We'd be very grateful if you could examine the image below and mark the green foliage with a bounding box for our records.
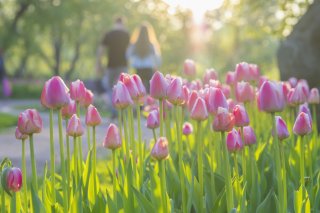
[0,113,16,130]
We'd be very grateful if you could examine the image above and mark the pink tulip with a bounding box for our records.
[18,109,42,135]
[225,71,236,86]
[190,97,208,121]
[212,107,235,132]
[151,137,169,160]
[167,77,185,105]
[288,77,298,88]
[181,85,190,107]
[61,99,76,120]
[308,88,320,104]
[242,126,256,146]
[235,62,251,82]
[274,116,289,141]
[103,123,122,150]
[233,105,250,127]
[203,68,218,85]
[147,109,160,129]
[85,105,102,126]
[5,167,22,192]
[41,76,70,109]
[226,128,243,152]
[287,84,308,106]
[222,85,231,99]
[235,81,255,103]
[227,98,237,112]
[209,80,222,89]
[258,76,268,88]
[257,81,285,113]
[70,79,86,102]
[183,59,196,77]
[150,71,168,99]
[249,64,260,81]
[132,74,147,97]
[112,81,134,109]
[298,103,312,124]
[187,90,199,112]
[67,114,84,137]
[120,73,140,101]
[81,89,94,108]
[15,127,28,140]
[205,87,228,115]
[293,112,312,136]
[182,122,193,135]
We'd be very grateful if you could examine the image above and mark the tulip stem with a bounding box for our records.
[300,135,305,190]
[58,110,68,211]
[49,109,56,204]
[152,129,157,142]
[221,131,234,212]
[128,107,137,186]
[29,134,38,192]
[136,104,144,187]
[1,188,5,213]
[159,98,164,137]
[76,101,83,175]
[65,119,71,193]
[87,127,91,151]
[233,153,239,179]
[196,121,204,213]
[279,143,287,213]
[240,127,246,185]
[312,104,318,166]
[122,109,130,167]
[159,160,167,213]
[112,149,117,205]
[209,134,216,200]
[175,106,186,212]
[22,140,28,212]
[271,113,284,213]
[93,126,97,196]
[73,136,78,186]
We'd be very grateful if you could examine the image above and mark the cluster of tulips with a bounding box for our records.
[0,59,319,212]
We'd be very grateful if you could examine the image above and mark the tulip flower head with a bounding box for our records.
[258,81,285,113]
[205,87,228,115]
[167,77,185,105]
[182,122,193,136]
[293,112,312,136]
[120,73,140,101]
[151,137,169,160]
[242,126,256,146]
[273,116,289,141]
[190,97,208,121]
[1,167,22,194]
[147,109,160,129]
[150,71,168,99]
[81,89,94,108]
[61,99,77,120]
[235,81,255,103]
[235,62,251,82]
[187,90,199,112]
[287,86,308,106]
[226,128,243,152]
[112,81,134,109]
[85,105,102,126]
[70,79,86,102]
[203,68,218,85]
[225,71,236,86]
[67,114,84,137]
[212,107,235,132]
[18,109,43,135]
[41,76,70,109]
[132,74,147,98]
[233,105,250,127]
[15,127,28,140]
[308,88,320,104]
[298,103,312,124]
[103,123,122,150]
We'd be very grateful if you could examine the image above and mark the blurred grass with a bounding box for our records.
[0,112,17,130]
[10,83,42,99]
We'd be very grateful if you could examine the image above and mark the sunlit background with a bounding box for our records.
[0,0,312,81]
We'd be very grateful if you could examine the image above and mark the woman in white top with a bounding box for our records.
[127,23,161,91]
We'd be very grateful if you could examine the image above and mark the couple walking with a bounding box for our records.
[96,17,161,93]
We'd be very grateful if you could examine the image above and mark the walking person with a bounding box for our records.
[127,23,161,91]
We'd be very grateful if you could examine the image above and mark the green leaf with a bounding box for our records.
[294,185,310,213]
[256,189,278,213]
[132,187,155,213]
[31,184,45,213]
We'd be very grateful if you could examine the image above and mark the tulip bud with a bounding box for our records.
[103,123,122,150]
[203,68,218,85]
[112,81,134,109]
[212,107,235,132]
[182,122,193,136]
[81,89,94,108]
[222,85,231,99]
[288,77,298,88]
[151,137,169,160]
[120,73,140,101]
[132,74,147,98]
[147,110,160,129]
[273,116,289,141]
[150,71,168,99]
[190,97,208,121]
[85,105,102,126]
[235,62,251,82]
[225,71,236,86]
[183,59,196,77]
[67,114,84,137]
[293,112,312,136]
[18,109,42,135]
[287,84,308,106]
[61,99,77,120]
[181,85,190,107]
[308,88,320,104]
[235,81,255,103]
[70,79,86,102]
[257,81,285,113]
[15,127,28,140]
[41,76,70,109]
[298,103,312,124]
[242,126,256,146]
[187,90,199,112]
[249,64,260,82]
[226,128,243,152]
[1,167,22,194]
[233,105,250,127]
[205,87,228,115]
[167,77,185,105]
[227,98,237,112]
